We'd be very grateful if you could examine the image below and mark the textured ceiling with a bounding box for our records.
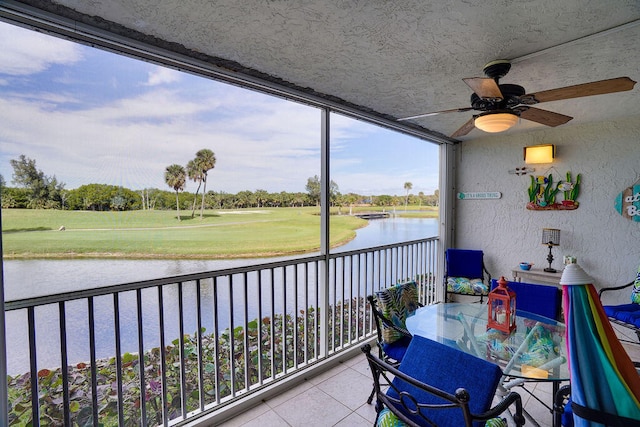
[4,0,640,142]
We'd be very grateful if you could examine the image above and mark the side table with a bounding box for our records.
[511,268,563,287]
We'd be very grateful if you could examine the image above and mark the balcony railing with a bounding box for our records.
[5,237,439,426]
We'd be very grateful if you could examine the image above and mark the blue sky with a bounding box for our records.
[0,21,440,196]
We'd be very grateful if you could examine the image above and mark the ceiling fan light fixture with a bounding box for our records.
[474,112,519,133]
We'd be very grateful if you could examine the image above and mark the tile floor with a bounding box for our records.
[220,324,640,427]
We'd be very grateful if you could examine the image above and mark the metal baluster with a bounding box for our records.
[331,259,336,352]
[177,282,186,418]
[113,293,125,426]
[257,270,264,385]
[157,286,168,426]
[242,272,249,391]
[212,277,221,404]
[314,260,320,359]
[87,297,99,426]
[136,289,147,425]
[269,268,276,379]
[227,275,235,396]
[340,257,345,347]
[59,302,71,426]
[365,252,372,334]
[293,264,298,369]
[27,307,39,425]
[282,266,287,372]
[196,279,205,411]
[302,262,308,363]
[355,254,361,341]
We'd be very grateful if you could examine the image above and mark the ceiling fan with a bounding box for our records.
[398,60,636,138]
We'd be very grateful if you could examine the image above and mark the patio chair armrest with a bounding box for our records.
[476,391,525,427]
[598,280,635,298]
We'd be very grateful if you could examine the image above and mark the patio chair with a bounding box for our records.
[366,281,421,404]
[362,335,525,427]
[598,264,640,343]
[490,278,562,321]
[489,277,564,416]
[445,248,491,303]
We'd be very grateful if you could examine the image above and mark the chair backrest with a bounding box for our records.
[446,249,485,279]
[373,281,419,345]
[387,335,503,427]
[491,279,561,320]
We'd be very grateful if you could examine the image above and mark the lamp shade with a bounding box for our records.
[542,228,560,245]
[559,263,593,286]
[524,144,555,164]
[474,112,518,133]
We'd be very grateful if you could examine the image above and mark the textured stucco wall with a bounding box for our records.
[455,116,640,304]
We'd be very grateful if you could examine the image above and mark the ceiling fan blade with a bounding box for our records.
[398,107,474,121]
[518,106,573,127]
[451,117,476,138]
[524,77,636,103]
[463,77,503,101]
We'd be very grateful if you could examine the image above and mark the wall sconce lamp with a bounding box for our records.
[524,144,555,164]
[475,111,519,133]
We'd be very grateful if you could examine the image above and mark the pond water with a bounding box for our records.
[4,216,438,373]
[4,217,438,300]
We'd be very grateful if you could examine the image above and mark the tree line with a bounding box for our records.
[1,155,439,212]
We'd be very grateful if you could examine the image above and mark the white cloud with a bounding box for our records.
[145,67,182,86]
[0,24,83,75]
[0,82,439,195]
[0,87,324,193]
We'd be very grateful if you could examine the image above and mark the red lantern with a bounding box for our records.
[487,276,517,333]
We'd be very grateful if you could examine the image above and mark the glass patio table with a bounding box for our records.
[406,303,569,427]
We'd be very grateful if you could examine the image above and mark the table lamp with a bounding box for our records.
[542,228,560,272]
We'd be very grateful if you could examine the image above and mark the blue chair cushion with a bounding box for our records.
[446,249,485,279]
[603,303,637,317]
[382,335,411,362]
[604,303,640,328]
[491,279,561,320]
[387,335,503,427]
[562,397,574,427]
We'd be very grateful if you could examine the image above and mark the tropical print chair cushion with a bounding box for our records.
[375,281,419,344]
[630,265,640,304]
[447,277,488,295]
[377,407,408,427]
[376,405,508,427]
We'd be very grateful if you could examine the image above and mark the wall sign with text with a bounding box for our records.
[457,192,501,200]
[615,179,640,222]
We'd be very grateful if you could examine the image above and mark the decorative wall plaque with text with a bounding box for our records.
[614,179,640,222]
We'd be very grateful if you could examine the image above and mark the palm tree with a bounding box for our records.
[404,182,413,211]
[186,159,204,218]
[194,149,216,218]
[164,164,186,221]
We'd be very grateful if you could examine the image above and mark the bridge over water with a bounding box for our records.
[353,212,391,219]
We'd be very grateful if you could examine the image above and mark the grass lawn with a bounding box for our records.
[2,206,437,259]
